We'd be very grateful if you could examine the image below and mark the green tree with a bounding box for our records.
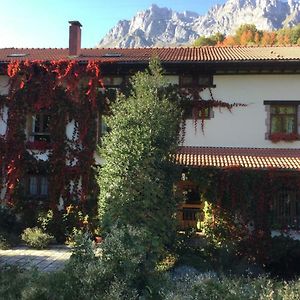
[98,58,181,255]
[193,32,225,46]
[290,24,300,44]
[194,36,217,46]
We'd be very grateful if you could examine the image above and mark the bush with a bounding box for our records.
[21,227,54,249]
[100,224,164,298]
[266,235,300,279]
[1,264,300,300]
[0,231,19,250]
[69,229,96,264]
[37,207,91,243]
[0,206,19,233]
[162,274,300,300]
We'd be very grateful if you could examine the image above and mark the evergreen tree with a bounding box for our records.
[97,58,181,252]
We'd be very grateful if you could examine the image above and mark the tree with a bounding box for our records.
[254,32,261,45]
[98,58,181,256]
[290,24,300,44]
[193,32,225,46]
[192,23,300,47]
[261,32,276,46]
[222,35,237,46]
[240,30,254,45]
[235,24,258,43]
[194,36,217,46]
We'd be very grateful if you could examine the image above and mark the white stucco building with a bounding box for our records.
[0,21,300,232]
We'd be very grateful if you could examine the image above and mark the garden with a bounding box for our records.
[1,60,300,299]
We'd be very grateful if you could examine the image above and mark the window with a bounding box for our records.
[32,113,51,142]
[270,105,297,134]
[28,175,49,197]
[97,114,110,143]
[184,105,211,119]
[264,101,300,141]
[180,74,213,88]
[102,76,123,87]
[271,188,300,229]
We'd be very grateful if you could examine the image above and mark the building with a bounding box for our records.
[0,21,300,233]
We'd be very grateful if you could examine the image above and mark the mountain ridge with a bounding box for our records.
[97,0,300,48]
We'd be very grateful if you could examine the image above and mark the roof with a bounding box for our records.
[0,46,300,63]
[174,146,300,171]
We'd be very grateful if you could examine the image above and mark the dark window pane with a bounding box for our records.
[283,116,295,133]
[40,177,48,196]
[43,115,50,132]
[272,189,300,229]
[271,116,282,133]
[184,106,210,119]
[29,176,38,195]
[181,76,194,87]
[270,105,297,134]
[34,115,41,133]
[198,76,211,86]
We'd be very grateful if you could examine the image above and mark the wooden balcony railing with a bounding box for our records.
[177,203,203,230]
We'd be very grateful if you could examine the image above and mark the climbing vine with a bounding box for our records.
[181,167,300,261]
[0,59,249,239]
[0,60,109,215]
[180,86,247,133]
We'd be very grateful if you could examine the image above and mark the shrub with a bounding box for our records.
[37,207,91,243]
[21,227,54,249]
[266,235,300,279]
[69,229,96,264]
[1,264,300,300]
[162,274,300,300]
[0,231,19,250]
[0,206,18,232]
[100,224,164,298]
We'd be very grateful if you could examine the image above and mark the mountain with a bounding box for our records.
[97,0,300,48]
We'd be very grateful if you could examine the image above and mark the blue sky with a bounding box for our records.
[0,0,227,48]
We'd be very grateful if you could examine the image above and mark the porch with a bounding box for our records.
[174,146,300,232]
[177,203,203,230]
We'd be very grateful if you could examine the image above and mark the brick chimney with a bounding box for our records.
[69,21,82,56]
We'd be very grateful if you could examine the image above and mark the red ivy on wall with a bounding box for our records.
[1,60,105,209]
[179,87,246,139]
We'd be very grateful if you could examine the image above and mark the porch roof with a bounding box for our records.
[174,147,300,171]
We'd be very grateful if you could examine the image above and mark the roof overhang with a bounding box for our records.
[173,146,300,171]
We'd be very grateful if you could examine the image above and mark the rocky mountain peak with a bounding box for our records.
[97,0,300,48]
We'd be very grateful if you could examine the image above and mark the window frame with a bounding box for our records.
[179,74,214,88]
[183,104,212,120]
[264,101,300,141]
[27,175,49,198]
[270,104,297,135]
[31,112,51,142]
[101,76,123,88]
[271,188,300,230]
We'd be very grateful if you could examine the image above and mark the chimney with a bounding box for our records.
[69,21,82,56]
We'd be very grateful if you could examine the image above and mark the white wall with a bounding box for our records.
[0,106,8,135]
[1,73,300,150]
[183,74,300,149]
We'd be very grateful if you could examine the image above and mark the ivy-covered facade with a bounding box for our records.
[0,22,300,237]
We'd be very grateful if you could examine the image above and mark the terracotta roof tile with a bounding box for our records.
[0,46,300,63]
[174,147,300,171]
